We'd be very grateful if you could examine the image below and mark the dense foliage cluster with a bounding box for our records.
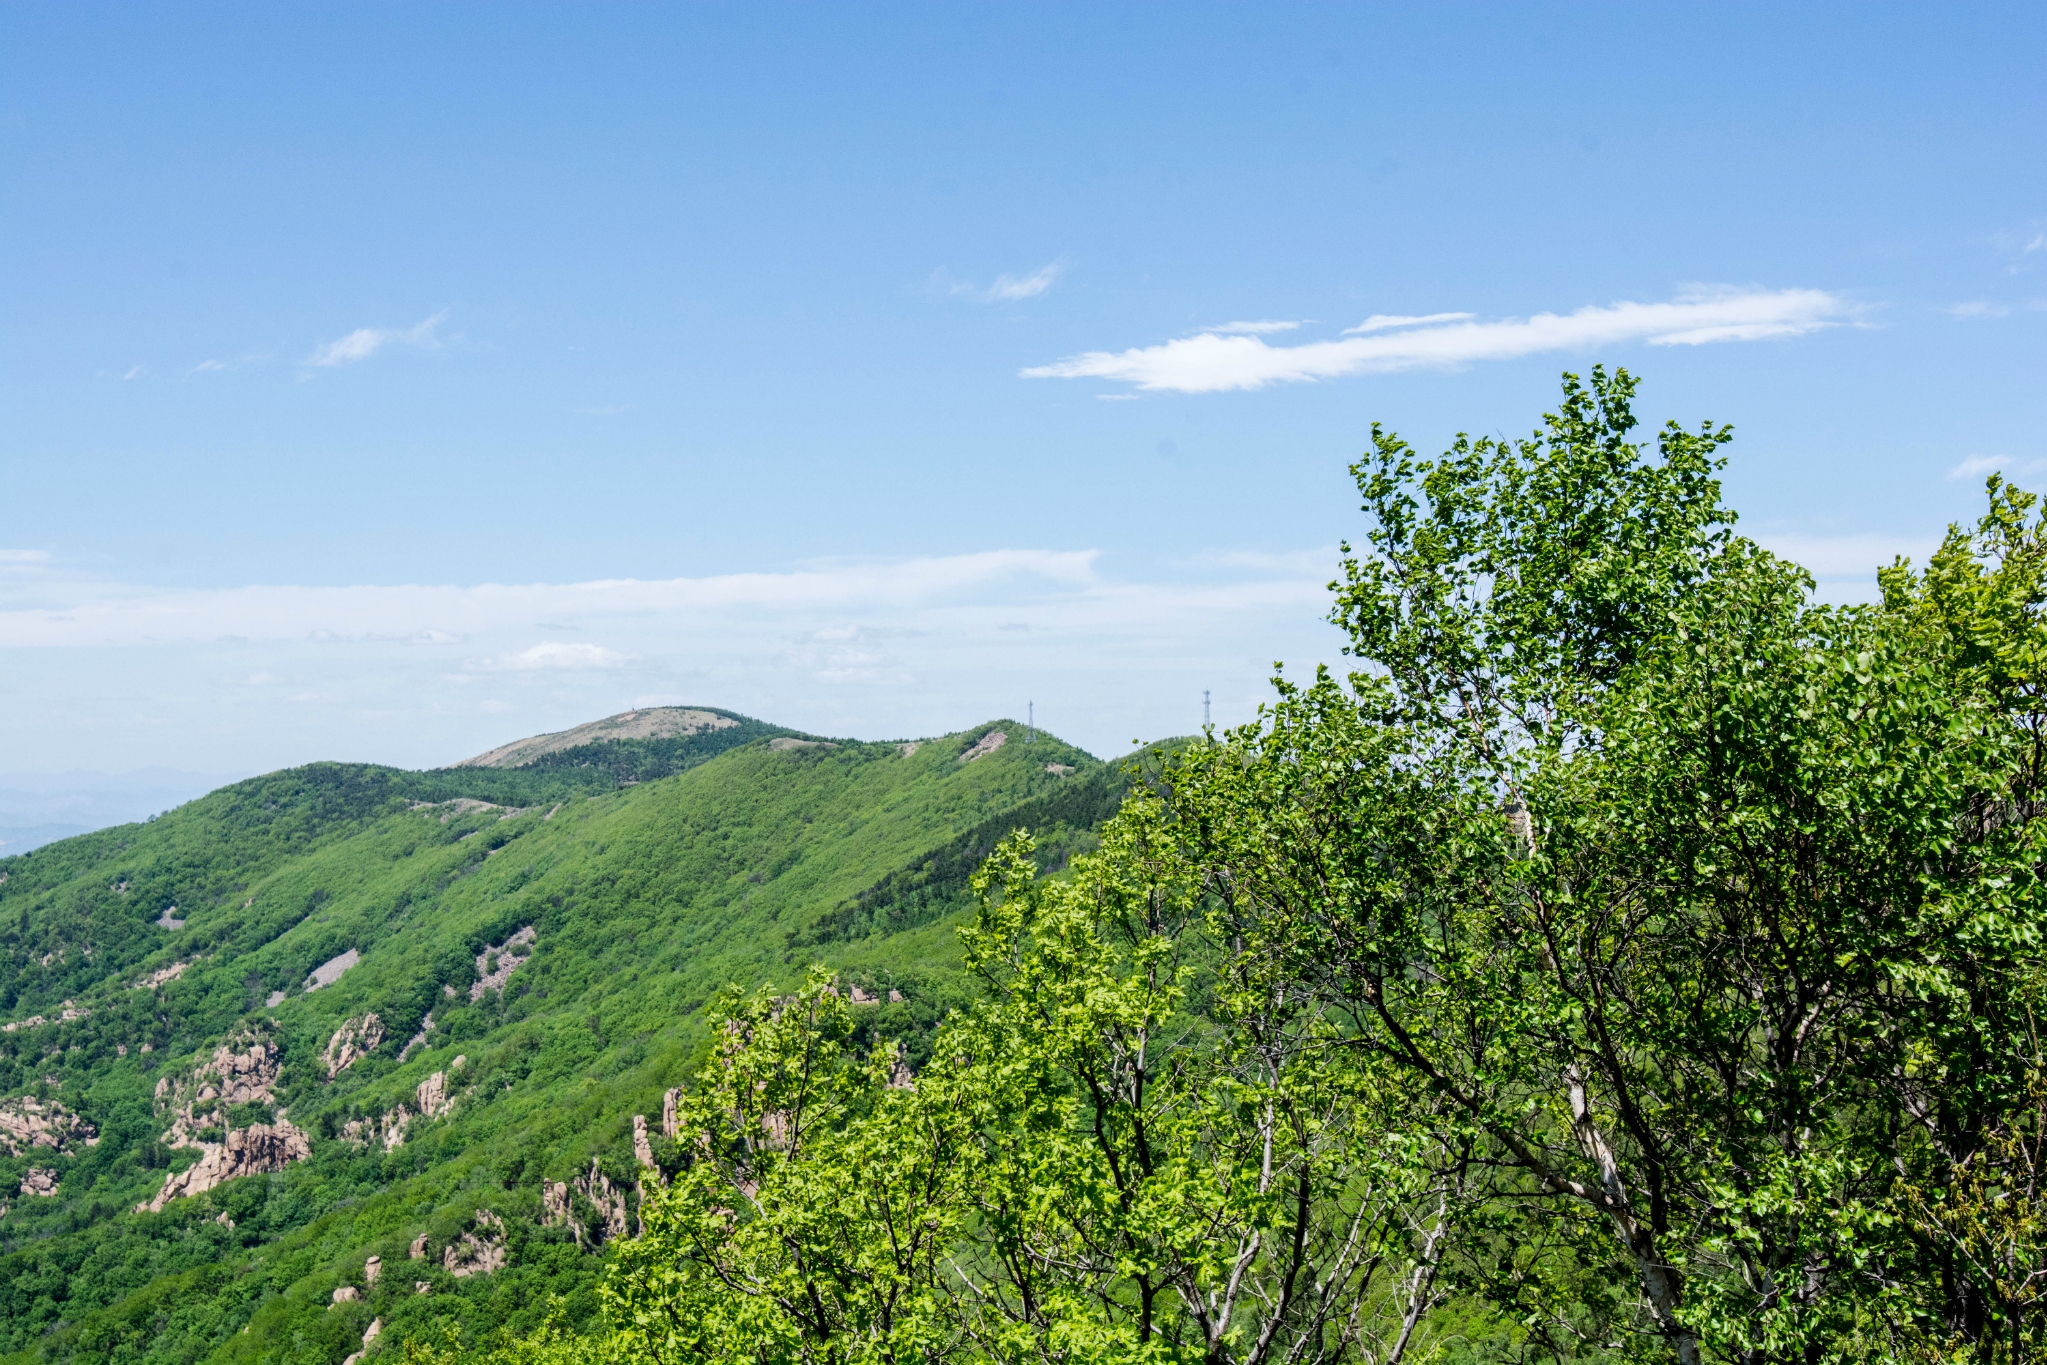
[10,371,2044,1364]
[433,372,2047,1365]
[0,719,1098,1364]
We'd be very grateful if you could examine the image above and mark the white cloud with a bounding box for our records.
[1948,301,2012,320]
[306,311,448,367]
[1753,533,1940,583]
[0,546,1353,768]
[0,551,1098,649]
[186,359,229,376]
[1209,320,1307,335]
[941,263,1064,303]
[480,699,515,714]
[481,642,633,671]
[1022,287,1851,393]
[1948,454,2047,481]
[983,263,1062,300]
[0,550,51,565]
[1342,311,1476,334]
[123,365,149,381]
[245,673,275,686]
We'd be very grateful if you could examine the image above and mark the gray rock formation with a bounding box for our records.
[144,1123,312,1212]
[0,1096,98,1155]
[443,1209,508,1277]
[542,1158,634,1248]
[139,1029,311,1211]
[470,928,535,1001]
[323,1014,386,1078]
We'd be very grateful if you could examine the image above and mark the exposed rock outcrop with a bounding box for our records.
[133,960,193,990]
[0,1096,98,1155]
[324,1015,386,1078]
[455,707,738,768]
[344,1057,463,1152]
[341,1315,382,1365]
[470,929,535,1001]
[19,1167,59,1197]
[443,1209,508,1277]
[959,730,1007,763]
[1,1002,91,1034]
[397,1011,435,1062]
[542,1157,633,1248]
[632,1114,657,1173]
[139,1029,310,1211]
[145,1123,312,1211]
[304,949,360,992]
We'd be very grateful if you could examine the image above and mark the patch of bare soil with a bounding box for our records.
[454,707,739,769]
[959,730,1008,763]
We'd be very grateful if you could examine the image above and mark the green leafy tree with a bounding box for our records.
[1141,369,2047,1362]
[605,967,970,1365]
[577,825,1461,1365]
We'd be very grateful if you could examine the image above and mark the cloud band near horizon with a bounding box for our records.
[1023,287,1850,393]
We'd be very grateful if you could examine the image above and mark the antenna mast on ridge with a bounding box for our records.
[1204,690,1211,731]
[1027,701,1034,744]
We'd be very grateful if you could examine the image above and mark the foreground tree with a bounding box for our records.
[491,823,1466,1365]
[442,369,2047,1364]
[1150,369,2047,1361]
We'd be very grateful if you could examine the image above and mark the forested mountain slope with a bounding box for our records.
[0,711,1115,1365]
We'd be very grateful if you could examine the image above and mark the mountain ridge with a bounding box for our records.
[0,709,1120,1365]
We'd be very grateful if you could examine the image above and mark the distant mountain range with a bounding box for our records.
[0,769,243,854]
[0,708,1139,1365]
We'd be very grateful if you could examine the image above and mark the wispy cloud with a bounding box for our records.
[306,311,449,367]
[983,263,1062,300]
[1023,287,1851,393]
[1948,301,2012,320]
[1342,312,1475,335]
[1753,532,1940,586]
[0,550,1107,651]
[0,544,1351,768]
[1949,454,2047,481]
[479,641,633,671]
[0,550,52,565]
[123,365,149,381]
[1209,319,1307,335]
[938,262,1064,303]
[186,359,229,375]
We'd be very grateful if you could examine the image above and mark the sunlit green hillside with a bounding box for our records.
[0,713,1116,1365]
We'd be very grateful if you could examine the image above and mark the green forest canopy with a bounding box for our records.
[8,368,2046,1365]
[438,369,2047,1365]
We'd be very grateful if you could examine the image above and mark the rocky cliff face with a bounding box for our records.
[0,1096,98,1155]
[442,1209,508,1277]
[322,1014,386,1078]
[144,1123,313,1212]
[138,1029,311,1211]
[542,1157,634,1248]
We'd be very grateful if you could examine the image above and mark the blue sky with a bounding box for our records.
[2,3,2043,795]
